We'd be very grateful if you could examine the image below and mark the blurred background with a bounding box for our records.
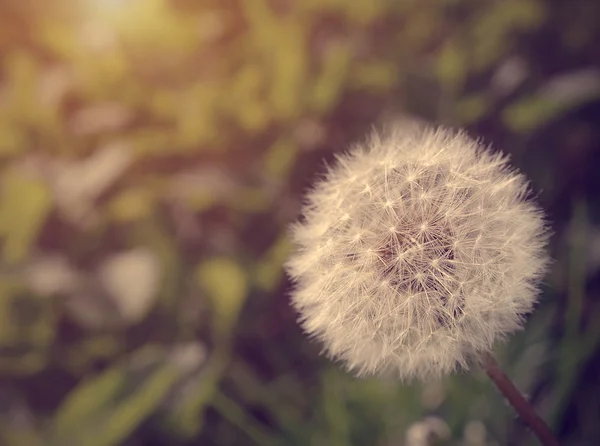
[0,0,599,445]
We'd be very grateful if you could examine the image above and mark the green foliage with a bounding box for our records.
[0,279,56,374]
[0,170,52,264]
[255,236,291,292]
[0,421,44,446]
[164,348,230,438]
[196,258,248,334]
[436,41,468,91]
[470,0,546,72]
[0,0,598,444]
[50,346,187,446]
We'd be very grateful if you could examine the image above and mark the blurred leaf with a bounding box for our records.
[228,361,302,432]
[149,89,180,119]
[241,0,279,54]
[0,279,24,341]
[505,69,600,132]
[0,420,44,446]
[77,51,130,99]
[350,62,397,91]
[212,391,280,446]
[263,138,299,180]
[401,6,442,53]
[298,0,385,24]
[230,188,271,212]
[176,84,221,148]
[128,219,182,308]
[502,95,565,133]
[184,190,217,213]
[230,64,264,101]
[165,348,230,438]
[52,366,125,434]
[255,236,291,292]
[4,50,38,114]
[0,119,26,157]
[548,201,593,427]
[130,128,174,156]
[345,0,386,25]
[112,0,200,53]
[226,65,271,132]
[471,0,546,71]
[51,346,184,446]
[322,369,351,445]
[0,278,57,374]
[242,0,308,121]
[269,21,307,120]
[63,335,121,374]
[52,142,133,225]
[455,93,490,124]
[0,169,52,264]
[37,20,80,59]
[235,100,271,133]
[196,258,247,334]
[502,0,547,28]
[436,41,468,91]
[309,43,351,114]
[108,187,156,223]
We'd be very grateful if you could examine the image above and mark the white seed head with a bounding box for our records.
[286,123,550,381]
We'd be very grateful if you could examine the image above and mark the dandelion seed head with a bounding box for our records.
[286,123,550,381]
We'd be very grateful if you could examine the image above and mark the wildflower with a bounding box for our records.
[286,122,549,381]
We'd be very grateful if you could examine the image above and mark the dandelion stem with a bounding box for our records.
[480,352,561,446]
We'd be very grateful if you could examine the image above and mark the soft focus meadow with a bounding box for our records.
[0,1,599,445]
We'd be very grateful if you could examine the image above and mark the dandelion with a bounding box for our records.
[286,122,559,446]
[287,122,549,379]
